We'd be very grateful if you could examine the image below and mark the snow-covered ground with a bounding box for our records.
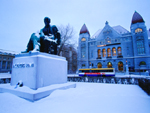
[0,82,150,113]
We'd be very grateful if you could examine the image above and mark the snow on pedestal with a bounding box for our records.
[0,52,76,101]
[11,52,67,90]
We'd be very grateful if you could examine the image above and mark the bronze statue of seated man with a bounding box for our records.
[22,17,61,55]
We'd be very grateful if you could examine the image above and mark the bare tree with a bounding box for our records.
[57,24,76,56]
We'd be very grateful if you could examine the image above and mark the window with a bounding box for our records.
[7,61,11,69]
[136,37,145,54]
[2,61,6,69]
[118,47,122,56]
[81,38,86,41]
[81,45,86,58]
[118,61,123,71]
[139,61,146,66]
[112,47,116,56]
[127,47,129,56]
[97,62,102,68]
[106,37,111,43]
[135,28,142,33]
[107,62,112,68]
[91,50,93,58]
[3,57,7,60]
[107,48,111,57]
[98,49,101,57]
[102,49,106,57]
[82,64,85,67]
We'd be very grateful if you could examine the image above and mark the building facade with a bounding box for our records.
[78,11,150,73]
[0,49,16,73]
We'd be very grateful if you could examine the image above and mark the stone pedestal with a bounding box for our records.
[11,52,67,90]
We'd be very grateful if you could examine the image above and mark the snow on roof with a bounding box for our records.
[91,29,102,39]
[91,25,129,39]
[0,49,17,55]
[112,25,129,34]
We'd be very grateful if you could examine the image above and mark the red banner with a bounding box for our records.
[85,73,105,75]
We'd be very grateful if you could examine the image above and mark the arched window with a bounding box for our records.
[81,38,86,41]
[98,49,101,57]
[97,62,102,68]
[118,61,123,71]
[112,47,116,56]
[135,28,142,33]
[118,47,122,56]
[107,62,112,68]
[102,49,106,57]
[139,61,146,66]
[136,37,145,54]
[107,48,111,57]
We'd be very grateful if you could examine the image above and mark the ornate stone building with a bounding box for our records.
[78,11,150,73]
[0,49,16,73]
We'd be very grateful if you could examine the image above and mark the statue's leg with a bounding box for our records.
[22,33,40,53]
[27,39,33,52]
[53,43,57,55]
[21,38,33,53]
[31,33,40,52]
[40,36,45,52]
[44,40,50,53]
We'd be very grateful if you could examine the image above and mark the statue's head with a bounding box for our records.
[44,17,51,26]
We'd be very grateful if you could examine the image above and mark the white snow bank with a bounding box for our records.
[0,82,150,113]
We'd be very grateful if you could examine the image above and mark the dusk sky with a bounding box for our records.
[0,0,150,53]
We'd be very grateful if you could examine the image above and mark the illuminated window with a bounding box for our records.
[135,28,142,33]
[98,49,101,57]
[118,47,122,56]
[107,62,112,68]
[81,38,86,41]
[136,37,145,54]
[107,48,111,57]
[112,47,116,56]
[118,61,123,71]
[107,37,111,43]
[97,62,102,68]
[102,49,106,57]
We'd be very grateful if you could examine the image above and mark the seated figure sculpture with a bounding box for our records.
[23,17,61,55]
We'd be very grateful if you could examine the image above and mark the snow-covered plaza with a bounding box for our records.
[0,82,150,113]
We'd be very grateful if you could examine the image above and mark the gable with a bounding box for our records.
[96,23,121,41]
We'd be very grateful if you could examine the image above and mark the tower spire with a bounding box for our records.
[79,24,90,35]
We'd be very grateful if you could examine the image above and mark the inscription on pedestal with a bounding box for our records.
[13,63,34,68]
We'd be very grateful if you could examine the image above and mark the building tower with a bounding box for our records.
[78,24,90,69]
[130,11,150,71]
